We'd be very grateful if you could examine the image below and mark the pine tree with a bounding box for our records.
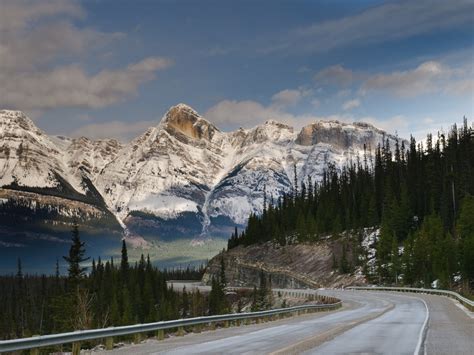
[63,222,89,290]
[120,239,129,284]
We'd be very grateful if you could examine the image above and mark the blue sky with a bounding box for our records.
[0,0,472,140]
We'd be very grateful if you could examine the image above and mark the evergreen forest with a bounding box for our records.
[229,119,474,293]
[0,230,231,340]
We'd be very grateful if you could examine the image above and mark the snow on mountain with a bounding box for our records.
[0,105,404,240]
[95,104,228,222]
[64,137,122,180]
[0,110,83,192]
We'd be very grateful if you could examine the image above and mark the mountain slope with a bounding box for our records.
[0,105,403,245]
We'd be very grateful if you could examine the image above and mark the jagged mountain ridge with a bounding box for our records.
[0,105,403,241]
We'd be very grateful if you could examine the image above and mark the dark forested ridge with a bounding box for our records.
[229,119,474,292]
[0,235,213,340]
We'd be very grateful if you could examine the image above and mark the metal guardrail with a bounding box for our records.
[0,297,341,353]
[346,286,474,311]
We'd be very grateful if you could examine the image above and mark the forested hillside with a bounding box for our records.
[229,119,474,292]
[0,232,214,340]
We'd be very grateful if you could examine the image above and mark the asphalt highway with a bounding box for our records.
[92,288,474,355]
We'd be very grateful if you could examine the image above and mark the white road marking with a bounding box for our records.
[413,298,429,355]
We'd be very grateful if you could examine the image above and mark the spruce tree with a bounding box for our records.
[63,222,89,290]
[120,239,129,284]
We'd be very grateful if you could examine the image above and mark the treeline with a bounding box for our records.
[229,119,473,291]
[0,228,219,340]
[162,265,206,281]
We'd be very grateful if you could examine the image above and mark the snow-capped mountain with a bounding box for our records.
[0,110,83,191]
[0,105,402,242]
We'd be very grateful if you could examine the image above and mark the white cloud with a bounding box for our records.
[1,58,172,110]
[362,61,447,97]
[0,1,119,73]
[205,86,322,130]
[272,87,313,108]
[205,98,350,132]
[312,59,472,100]
[314,65,354,87]
[205,100,290,129]
[0,0,172,111]
[362,60,473,98]
[443,78,474,96]
[342,99,360,111]
[272,89,303,106]
[0,0,83,32]
[71,120,156,141]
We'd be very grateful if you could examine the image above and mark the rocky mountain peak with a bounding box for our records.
[0,109,38,133]
[1,104,405,243]
[161,103,220,141]
[263,119,293,130]
[296,119,399,150]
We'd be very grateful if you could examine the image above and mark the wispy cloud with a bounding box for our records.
[264,0,474,54]
[312,60,472,100]
[362,61,446,97]
[362,61,473,98]
[342,99,360,111]
[271,88,311,107]
[314,65,354,87]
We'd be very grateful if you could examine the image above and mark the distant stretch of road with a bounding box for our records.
[97,286,473,355]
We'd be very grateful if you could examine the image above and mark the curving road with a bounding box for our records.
[97,289,472,355]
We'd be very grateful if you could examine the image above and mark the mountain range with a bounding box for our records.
[0,104,402,271]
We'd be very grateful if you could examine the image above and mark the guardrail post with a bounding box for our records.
[72,342,81,355]
[236,319,241,326]
[177,326,185,336]
[134,332,142,344]
[224,320,230,328]
[105,336,114,350]
[156,329,165,340]
[29,348,39,355]
[193,324,202,333]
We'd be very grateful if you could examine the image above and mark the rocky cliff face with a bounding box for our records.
[0,105,403,245]
[202,234,369,289]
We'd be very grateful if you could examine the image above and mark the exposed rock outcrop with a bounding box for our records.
[203,236,368,289]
